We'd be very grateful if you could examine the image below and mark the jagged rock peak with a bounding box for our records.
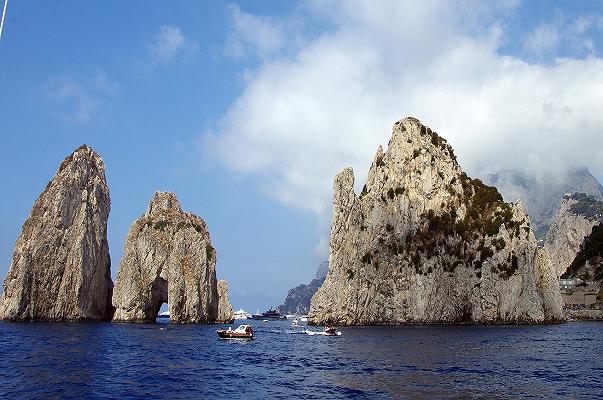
[112,191,229,324]
[58,144,105,172]
[146,191,183,216]
[309,117,563,325]
[1,144,113,321]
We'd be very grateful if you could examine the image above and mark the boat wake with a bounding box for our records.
[304,329,342,336]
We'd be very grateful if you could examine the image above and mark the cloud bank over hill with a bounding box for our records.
[204,0,603,225]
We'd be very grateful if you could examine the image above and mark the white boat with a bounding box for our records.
[291,319,299,327]
[157,311,170,319]
[217,324,254,339]
[300,315,308,322]
[234,308,252,320]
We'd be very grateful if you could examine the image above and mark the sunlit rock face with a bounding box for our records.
[1,145,113,321]
[309,117,563,325]
[112,192,231,323]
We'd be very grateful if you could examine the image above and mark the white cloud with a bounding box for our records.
[203,1,603,253]
[523,24,559,56]
[224,4,303,60]
[45,71,118,123]
[148,25,197,63]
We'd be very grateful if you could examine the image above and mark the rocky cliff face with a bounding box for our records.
[545,194,603,277]
[217,280,234,323]
[112,192,230,323]
[485,168,603,238]
[1,145,113,321]
[562,224,603,282]
[309,117,563,325]
[278,261,328,315]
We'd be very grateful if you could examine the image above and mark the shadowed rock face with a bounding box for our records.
[278,261,328,315]
[1,145,113,321]
[112,192,232,323]
[217,280,234,323]
[309,118,562,325]
[545,194,603,277]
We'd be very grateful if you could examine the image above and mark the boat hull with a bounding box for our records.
[250,315,286,320]
[217,330,253,339]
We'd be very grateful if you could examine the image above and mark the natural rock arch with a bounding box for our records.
[112,192,233,323]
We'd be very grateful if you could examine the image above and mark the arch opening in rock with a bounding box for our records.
[112,192,233,324]
[148,277,168,323]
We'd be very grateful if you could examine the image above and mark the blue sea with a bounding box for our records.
[0,319,601,399]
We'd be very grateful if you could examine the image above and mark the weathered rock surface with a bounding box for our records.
[112,192,231,323]
[485,168,603,238]
[278,261,328,315]
[562,223,603,282]
[1,145,113,321]
[217,280,234,323]
[545,194,603,277]
[309,117,563,325]
[534,248,564,319]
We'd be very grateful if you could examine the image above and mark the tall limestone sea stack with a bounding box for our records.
[112,192,233,323]
[309,117,563,325]
[1,145,113,321]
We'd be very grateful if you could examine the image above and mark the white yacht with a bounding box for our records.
[157,311,170,319]
[234,308,252,320]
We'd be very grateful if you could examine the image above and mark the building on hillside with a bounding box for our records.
[560,280,601,309]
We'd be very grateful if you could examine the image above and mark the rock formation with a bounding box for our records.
[545,193,603,277]
[309,117,563,325]
[112,192,232,323]
[278,261,328,315]
[485,168,603,238]
[562,224,603,282]
[1,145,113,321]
[217,280,234,323]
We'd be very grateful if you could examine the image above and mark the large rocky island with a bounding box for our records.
[309,117,563,325]
[0,145,113,321]
[112,192,233,323]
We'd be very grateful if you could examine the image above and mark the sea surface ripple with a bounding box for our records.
[0,320,601,399]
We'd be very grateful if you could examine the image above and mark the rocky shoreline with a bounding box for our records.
[565,309,603,321]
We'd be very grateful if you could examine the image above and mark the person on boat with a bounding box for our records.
[324,326,337,335]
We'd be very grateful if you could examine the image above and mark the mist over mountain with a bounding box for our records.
[484,168,603,238]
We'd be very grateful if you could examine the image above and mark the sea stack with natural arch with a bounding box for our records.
[0,145,113,321]
[112,191,234,323]
[309,117,563,325]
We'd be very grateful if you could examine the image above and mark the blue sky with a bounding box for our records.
[1,1,603,312]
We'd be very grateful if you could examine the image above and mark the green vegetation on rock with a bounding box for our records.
[562,224,603,281]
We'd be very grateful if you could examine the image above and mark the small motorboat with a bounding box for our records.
[324,326,338,336]
[217,324,254,339]
[291,319,299,327]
